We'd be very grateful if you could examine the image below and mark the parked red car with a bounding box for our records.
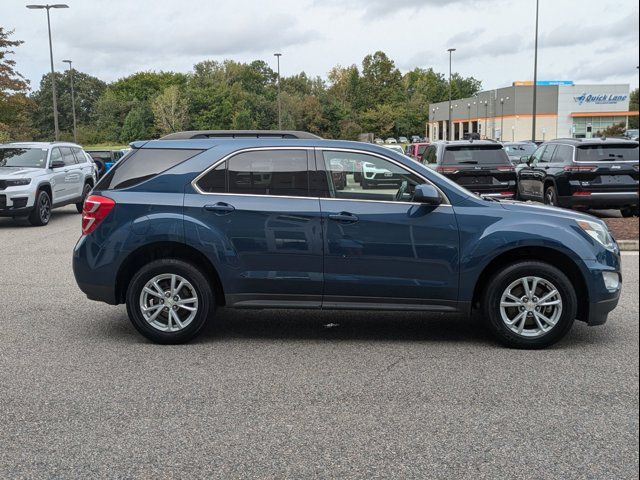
[405,142,431,162]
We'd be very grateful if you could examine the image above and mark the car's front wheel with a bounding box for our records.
[126,259,215,344]
[481,261,577,349]
[28,190,52,226]
[621,206,638,218]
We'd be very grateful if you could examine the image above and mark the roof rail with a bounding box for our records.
[160,130,322,140]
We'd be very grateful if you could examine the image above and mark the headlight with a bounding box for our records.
[576,219,616,251]
[5,178,31,187]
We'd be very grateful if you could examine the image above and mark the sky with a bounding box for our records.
[2,0,639,92]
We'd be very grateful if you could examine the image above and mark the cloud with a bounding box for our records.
[568,55,640,83]
[318,0,490,17]
[537,11,639,49]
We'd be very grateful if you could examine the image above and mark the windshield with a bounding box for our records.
[504,144,537,156]
[0,148,48,168]
[576,144,639,162]
[443,145,510,165]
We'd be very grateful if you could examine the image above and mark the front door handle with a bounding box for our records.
[204,202,235,215]
[328,212,358,223]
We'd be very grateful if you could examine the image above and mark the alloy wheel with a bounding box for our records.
[39,194,51,223]
[499,276,563,338]
[139,274,199,332]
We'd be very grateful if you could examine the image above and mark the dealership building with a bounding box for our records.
[427,81,638,142]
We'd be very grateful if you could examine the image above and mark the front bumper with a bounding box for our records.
[0,186,36,216]
[582,252,622,326]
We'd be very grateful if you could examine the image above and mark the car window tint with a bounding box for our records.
[424,146,437,164]
[228,150,309,196]
[553,145,573,163]
[443,145,510,165]
[60,147,77,166]
[197,163,226,193]
[530,145,545,164]
[322,151,422,202]
[99,148,203,190]
[576,144,639,162]
[540,145,556,163]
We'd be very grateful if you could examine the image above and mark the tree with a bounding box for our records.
[152,85,189,135]
[0,27,33,140]
[629,88,638,130]
[120,102,153,142]
[30,70,106,140]
[360,51,404,110]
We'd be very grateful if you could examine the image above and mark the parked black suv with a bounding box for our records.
[419,140,517,198]
[516,138,639,217]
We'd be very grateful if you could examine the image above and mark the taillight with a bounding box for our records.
[436,166,459,174]
[82,195,115,235]
[499,191,515,196]
[564,165,597,172]
[496,166,515,172]
[572,191,592,196]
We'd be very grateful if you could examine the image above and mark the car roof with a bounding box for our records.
[434,140,502,147]
[546,138,639,146]
[160,130,321,140]
[1,141,83,148]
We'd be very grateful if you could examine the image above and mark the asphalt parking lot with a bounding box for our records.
[1,206,638,479]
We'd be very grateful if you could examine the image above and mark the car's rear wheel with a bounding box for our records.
[76,183,92,213]
[126,259,215,344]
[481,261,577,349]
[28,190,52,226]
[544,185,558,206]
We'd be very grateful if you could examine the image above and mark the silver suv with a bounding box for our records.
[0,142,97,226]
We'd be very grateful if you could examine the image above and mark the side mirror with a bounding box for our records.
[413,184,441,205]
[519,155,530,165]
[50,159,65,169]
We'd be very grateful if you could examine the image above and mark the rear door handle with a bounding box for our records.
[204,202,235,215]
[328,212,359,223]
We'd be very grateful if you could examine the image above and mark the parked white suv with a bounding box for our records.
[0,142,97,226]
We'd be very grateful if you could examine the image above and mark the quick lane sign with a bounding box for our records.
[573,93,628,105]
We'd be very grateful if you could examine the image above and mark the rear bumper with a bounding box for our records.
[560,191,639,209]
[72,235,119,305]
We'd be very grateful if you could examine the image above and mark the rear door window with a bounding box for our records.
[99,148,203,190]
[443,145,510,165]
[228,150,309,196]
[552,145,574,164]
[576,144,639,162]
[60,147,78,166]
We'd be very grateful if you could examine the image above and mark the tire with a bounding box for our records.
[76,183,92,213]
[481,261,577,349]
[28,190,52,226]
[94,159,106,178]
[544,185,558,206]
[620,206,638,218]
[126,259,215,344]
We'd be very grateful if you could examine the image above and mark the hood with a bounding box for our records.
[0,167,43,178]
[498,200,605,225]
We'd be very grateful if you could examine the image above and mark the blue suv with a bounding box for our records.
[72,130,622,348]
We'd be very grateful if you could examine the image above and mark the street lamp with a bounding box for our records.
[511,125,515,142]
[62,59,77,143]
[500,96,509,141]
[531,0,540,142]
[27,3,69,141]
[273,52,282,129]
[447,48,456,141]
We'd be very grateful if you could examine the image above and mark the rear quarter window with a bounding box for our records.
[97,148,203,190]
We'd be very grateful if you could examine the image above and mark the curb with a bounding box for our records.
[618,240,639,251]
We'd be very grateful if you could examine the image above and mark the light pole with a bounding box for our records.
[63,59,77,143]
[274,52,282,129]
[27,4,69,141]
[531,0,540,142]
[511,125,515,142]
[500,96,509,141]
[482,100,489,139]
[447,48,456,141]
